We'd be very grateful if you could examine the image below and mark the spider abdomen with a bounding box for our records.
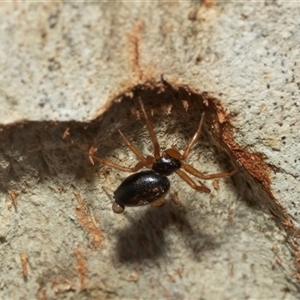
[113,170,170,211]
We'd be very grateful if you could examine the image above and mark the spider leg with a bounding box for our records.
[150,197,165,207]
[139,99,161,159]
[176,169,211,193]
[182,112,205,161]
[183,163,237,179]
[91,155,146,173]
[164,147,182,160]
[86,125,155,173]
[118,128,148,165]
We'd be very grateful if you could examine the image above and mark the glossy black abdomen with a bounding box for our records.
[114,170,170,207]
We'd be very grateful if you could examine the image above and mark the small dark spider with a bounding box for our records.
[90,100,236,213]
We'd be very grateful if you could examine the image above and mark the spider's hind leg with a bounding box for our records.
[151,197,165,207]
[176,169,211,193]
[183,163,237,180]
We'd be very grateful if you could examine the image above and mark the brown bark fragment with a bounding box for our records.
[75,193,104,249]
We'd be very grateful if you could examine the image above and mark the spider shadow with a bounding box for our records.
[115,199,220,263]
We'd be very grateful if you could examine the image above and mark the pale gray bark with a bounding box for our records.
[0,1,299,299]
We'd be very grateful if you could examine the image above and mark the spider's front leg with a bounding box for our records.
[87,126,153,173]
[90,154,146,173]
[164,142,236,192]
[139,99,161,159]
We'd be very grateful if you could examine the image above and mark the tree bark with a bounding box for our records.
[0,2,299,299]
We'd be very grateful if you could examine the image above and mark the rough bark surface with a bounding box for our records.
[0,2,299,299]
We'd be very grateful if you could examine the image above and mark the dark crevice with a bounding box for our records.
[0,83,292,234]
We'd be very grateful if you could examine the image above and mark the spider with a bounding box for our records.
[89,99,237,213]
